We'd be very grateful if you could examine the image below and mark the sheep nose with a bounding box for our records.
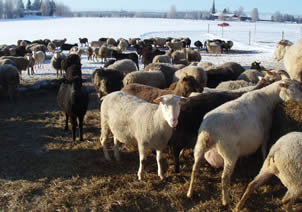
[170,119,178,128]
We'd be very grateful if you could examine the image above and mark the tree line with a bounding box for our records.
[0,0,72,19]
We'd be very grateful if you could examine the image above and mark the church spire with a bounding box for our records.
[211,0,216,14]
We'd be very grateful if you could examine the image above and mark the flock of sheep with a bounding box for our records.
[1,35,302,211]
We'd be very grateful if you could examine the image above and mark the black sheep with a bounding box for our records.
[60,43,78,51]
[111,50,139,69]
[194,40,203,49]
[57,77,89,141]
[79,37,88,47]
[61,54,81,72]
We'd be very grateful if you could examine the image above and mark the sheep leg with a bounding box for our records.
[78,115,84,141]
[100,124,112,160]
[64,113,69,131]
[187,154,202,198]
[70,116,77,141]
[156,150,164,180]
[235,172,273,212]
[137,143,147,181]
[282,189,300,212]
[221,157,238,206]
[113,137,120,161]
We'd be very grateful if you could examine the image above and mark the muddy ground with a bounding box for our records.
[0,80,300,212]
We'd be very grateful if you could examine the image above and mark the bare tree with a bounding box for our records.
[16,0,25,17]
[54,2,72,17]
[272,11,283,22]
[4,0,14,18]
[0,0,3,19]
[234,6,244,17]
[31,0,41,10]
[167,5,176,19]
[251,8,259,21]
[41,0,50,16]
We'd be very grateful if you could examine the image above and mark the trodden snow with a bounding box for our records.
[1,16,302,83]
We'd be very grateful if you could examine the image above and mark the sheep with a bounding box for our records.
[79,38,88,47]
[141,48,165,67]
[273,39,293,61]
[198,62,216,71]
[0,59,17,66]
[27,44,47,53]
[185,48,201,63]
[111,50,139,69]
[51,52,66,77]
[283,39,302,82]
[152,53,171,64]
[250,61,266,71]
[65,64,82,80]
[128,38,140,47]
[106,38,117,46]
[0,64,20,100]
[167,41,183,51]
[91,67,124,98]
[47,42,56,53]
[123,71,167,89]
[237,69,265,83]
[206,62,245,88]
[235,131,302,212]
[152,37,166,48]
[173,66,207,89]
[69,46,85,57]
[57,77,89,141]
[186,79,302,206]
[216,80,253,90]
[90,40,105,48]
[144,63,185,86]
[117,39,129,52]
[205,41,222,54]
[60,43,78,51]
[15,46,27,57]
[106,59,137,75]
[121,75,203,102]
[171,50,186,64]
[98,46,113,63]
[85,47,93,61]
[52,38,67,48]
[100,91,187,180]
[183,37,191,48]
[24,53,35,75]
[0,56,30,77]
[194,40,203,49]
[32,50,45,69]
[169,78,273,173]
[61,54,81,73]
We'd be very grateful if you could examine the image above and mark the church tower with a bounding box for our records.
[211,0,216,14]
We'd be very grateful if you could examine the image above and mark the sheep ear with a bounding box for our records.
[180,97,188,105]
[279,83,288,88]
[154,97,162,104]
[267,71,273,75]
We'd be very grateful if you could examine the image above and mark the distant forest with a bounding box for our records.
[0,0,301,23]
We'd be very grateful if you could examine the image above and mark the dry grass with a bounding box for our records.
[0,82,300,212]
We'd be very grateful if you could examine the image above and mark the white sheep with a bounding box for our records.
[237,69,265,83]
[100,91,187,180]
[32,50,45,69]
[235,131,302,212]
[106,59,138,75]
[117,39,129,52]
[186,79,302,206]
[283,39,302,82]
[123,71,167,88]
[273,40,293,61]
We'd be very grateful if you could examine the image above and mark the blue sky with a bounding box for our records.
[57,0,301,15]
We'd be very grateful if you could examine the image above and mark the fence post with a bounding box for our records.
[249,31,251,45]
[281,31,284,40]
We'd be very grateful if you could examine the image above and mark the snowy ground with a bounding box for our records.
[1,16,302,85]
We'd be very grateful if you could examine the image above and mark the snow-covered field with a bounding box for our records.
[1,16,302,84]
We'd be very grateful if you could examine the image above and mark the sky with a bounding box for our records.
[55,0,302,15]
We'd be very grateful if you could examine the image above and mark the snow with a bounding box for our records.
[1,16,302,85]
